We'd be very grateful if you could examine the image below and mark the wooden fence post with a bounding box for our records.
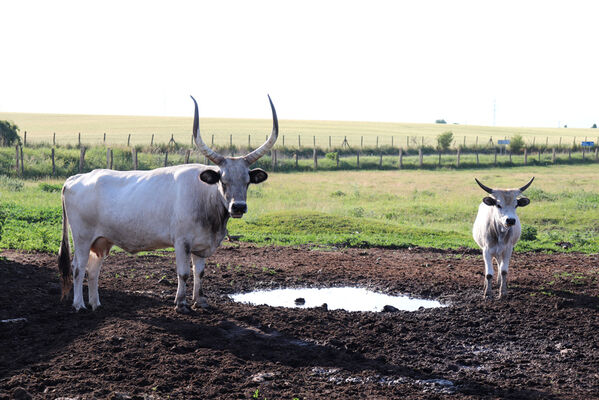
[51,148,55,176]
[595,147,598,161]
[524,148,528,165]
[379,152,383,169]
[20,146,24,175]
[184,149,190,164]
[312,148,317,170]
[211,135,214,147]
[418,148,423,167]
[79,147,86,173]
[103,133,106,145]
[106,148,111,169]
[376,136,379,148]
[151,134,154,146]
[282,135,285,147]
[24,131,27,146]
[356,151,360,169]
[248,134,251,148]
[336,152,339,168]
[552,148,556,163]
[229,134,232,147]
[456,147,460,167]
[476,150,479,166]
[398,148,403,169]
[15,144,19,172]
[294,153,298,168]
[568,149,571,160]
[272,149,277,171]
[127,134,131,147]
[78,132,81,147]
[53,133,56,146]
[132,148,138,170]
[164,151,168,167]
[538,150,541,162]
[298,135,301,148]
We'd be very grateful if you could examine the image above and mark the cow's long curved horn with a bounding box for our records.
[475,178,494,194]
[519,177,535,192]
[243,95,278,165]
[191,95,225,166]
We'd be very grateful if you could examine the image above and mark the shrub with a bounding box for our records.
[509,134,525,154]
[39,183,62,192]
[436,131,454,151]
[0,120,21,146]
[521,225,538,241]
[435,119,447,124]
[325,152,338,161]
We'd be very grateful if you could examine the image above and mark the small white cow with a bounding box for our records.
[472,177,534,299]
[58,95,278,313]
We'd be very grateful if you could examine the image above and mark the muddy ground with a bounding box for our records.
[1,244,598,399]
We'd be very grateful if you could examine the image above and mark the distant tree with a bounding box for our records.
[436,131,454,151]
[0,120,21,146]
[435,119,447,124]
[592,123,597,129]
[509,134,525,154]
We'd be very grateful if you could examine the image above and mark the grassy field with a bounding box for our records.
[1,165,598,254]
[2,111,598,149]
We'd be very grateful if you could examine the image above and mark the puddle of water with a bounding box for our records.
[229,287,444,312]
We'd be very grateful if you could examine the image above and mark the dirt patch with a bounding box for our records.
[1,245,598,399]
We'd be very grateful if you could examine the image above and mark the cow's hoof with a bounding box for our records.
[175,304,192,314]
[191,298,210,310]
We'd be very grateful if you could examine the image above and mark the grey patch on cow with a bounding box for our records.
[184,242,191,255]
[73,267,79,280]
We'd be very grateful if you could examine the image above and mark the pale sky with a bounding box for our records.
[1,0,598,128]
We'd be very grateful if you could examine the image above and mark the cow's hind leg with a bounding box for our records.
[71,240,91,311]
[174,241,191,314]
[87,237,113,310]
[191,255,209,310]
[482,249,494,299]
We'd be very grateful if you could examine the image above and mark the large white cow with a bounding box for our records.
[58,95,278,313]
[472,177,534,299]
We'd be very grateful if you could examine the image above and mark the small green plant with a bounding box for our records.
[521,225,538,241]
[509,134,525,154]
[436,131,454,151]
[325,152,338,161]
[330,190,346,197]
[39,183,62,192]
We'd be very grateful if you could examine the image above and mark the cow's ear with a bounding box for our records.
[482,197,496,206]
[517,197,530,207]
[249,168,268,184]
[200,169,220,185]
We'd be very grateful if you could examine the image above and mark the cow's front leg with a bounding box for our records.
[498,247,513,299]
[482,248,494,299]
[191,254,209,310]
[174,242,191,314]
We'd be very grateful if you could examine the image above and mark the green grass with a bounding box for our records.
[1,165,598,253]
[2,111,598,148]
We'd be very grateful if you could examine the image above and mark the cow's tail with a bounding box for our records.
[58,186,72,300]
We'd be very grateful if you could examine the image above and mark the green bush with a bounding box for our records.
[509,134,525,154]
[521,225,538,241]
[0,120,21,146]
[325,152,338,161]
[39,183,62,192]
[436,131,454,151]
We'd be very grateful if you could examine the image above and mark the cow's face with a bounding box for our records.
[482,190,530,229]
[200,158,268,218]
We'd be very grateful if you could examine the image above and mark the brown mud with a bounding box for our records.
[1,245,598,399]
